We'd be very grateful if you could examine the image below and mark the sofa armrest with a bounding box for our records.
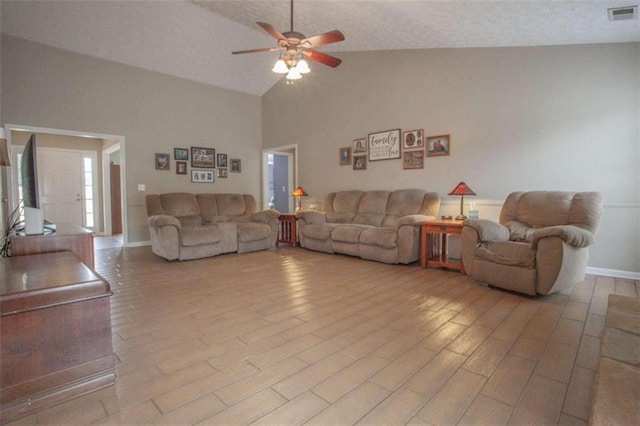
[297,210,327,225]
[251,210,280,224]
[463,219,510,242]
[530,225,595,248]
[148,214,181,230]
[397,215,437,227]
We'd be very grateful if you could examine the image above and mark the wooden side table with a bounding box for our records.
[277,213,298,247]
[420,219,465,273]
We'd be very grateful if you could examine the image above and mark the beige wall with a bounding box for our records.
[1,35,262,243]
[263,44,640,274]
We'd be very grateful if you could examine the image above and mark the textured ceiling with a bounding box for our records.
[1,1,639,96]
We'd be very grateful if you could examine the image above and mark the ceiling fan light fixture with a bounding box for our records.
[272,59,289,74]
[296,58,310,74]
[286,66,302,80]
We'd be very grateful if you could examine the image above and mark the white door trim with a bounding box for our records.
[262,144,298,212]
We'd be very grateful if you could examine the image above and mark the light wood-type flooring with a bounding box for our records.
[7,242,638,425]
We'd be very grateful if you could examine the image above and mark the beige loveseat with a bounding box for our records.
[461,191,603,296]
[297,189,440,264]
[145,193,280,261]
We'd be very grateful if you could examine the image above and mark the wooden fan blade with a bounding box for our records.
[232,47,280,55]
[256,22,286,41]
[303,49,342,68]
[303,30,345,48]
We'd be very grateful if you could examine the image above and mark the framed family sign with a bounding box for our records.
[368,129,401,161]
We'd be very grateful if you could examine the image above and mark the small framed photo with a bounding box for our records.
[402,151,424,169]
[191,169,214,183]
[217,153,228,168]
[230,158,242,173]
[427,134,450,157]
[339,147,352,165]
[176,161,187,175]
[191,147,215,168]
[352,138,367,153]
[155,153,170,170]
[217,168,228,178]
[174,148,189,161]
[353,155,367,171]
[403,129,424,150]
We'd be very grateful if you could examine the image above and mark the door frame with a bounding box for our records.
[4,123,128,245]
[102,142,121,236]
[262,144,298,213]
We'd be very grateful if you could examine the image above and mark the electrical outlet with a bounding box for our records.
[138,184,146,191]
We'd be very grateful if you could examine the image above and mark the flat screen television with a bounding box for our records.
[20,134,45,234]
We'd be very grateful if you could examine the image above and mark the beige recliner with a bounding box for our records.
[461,191,603,296]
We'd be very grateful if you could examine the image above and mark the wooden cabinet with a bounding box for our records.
[0,252,114,422]
[277,213,298,247]
[9,223,94,268]
[420,220,466,273]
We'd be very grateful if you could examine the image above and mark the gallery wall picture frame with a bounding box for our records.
[191,147,215,168]
[403,129,424,150]
[230,158,242,173]
[402,151,425,169]
[174,148,189,161]
[217,153,228,168]
[353,155,367,170]
[339,147,352,165]
[191,169,214,183]
[426,134,451,157]
[155,153,170,170]
[368,129,401,161]
[352,138,367,154]
[176,161,187,175]
[217,168,228,178]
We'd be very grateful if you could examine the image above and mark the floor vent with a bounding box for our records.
[608,5,638,21]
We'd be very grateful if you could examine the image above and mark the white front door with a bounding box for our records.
[38,148,84,227]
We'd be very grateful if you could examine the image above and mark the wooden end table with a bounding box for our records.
[277,213,298,247]
[420,219,466,274]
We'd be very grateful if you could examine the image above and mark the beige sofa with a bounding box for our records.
[297,189,440,264]
[461,191,603,296]
[145,193,280,261]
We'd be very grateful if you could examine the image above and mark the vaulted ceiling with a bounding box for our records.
[1,1,638,96]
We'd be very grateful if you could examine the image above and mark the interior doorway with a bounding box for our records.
[4,124,127,245]
[262,145,298,213]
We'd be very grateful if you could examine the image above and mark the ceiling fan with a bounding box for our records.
[232,0,345,80]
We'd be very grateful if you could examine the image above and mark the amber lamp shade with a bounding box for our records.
[448,181,476,220]
[291,186,309,212]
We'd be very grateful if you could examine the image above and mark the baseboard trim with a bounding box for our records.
[586,267,640,280]
[125,240,151,248]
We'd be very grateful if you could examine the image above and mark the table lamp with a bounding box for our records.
[448,181,476,220]
[291,186,308,212]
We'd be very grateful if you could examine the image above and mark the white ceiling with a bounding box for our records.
[1,1,638,96]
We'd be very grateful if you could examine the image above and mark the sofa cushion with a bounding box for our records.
[332,224,370,243]
[181,226,222,246]
[177,215,203,228]
[360,228,398,249]
[196,194,218,222]
[476,241,536,267]
[353,191,389,227]
[382,189,426,227]
[160,193,200,217]
[303,223,333,240]
[237,222,271,242]
[216,194,248,217]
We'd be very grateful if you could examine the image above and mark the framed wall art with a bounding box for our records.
[217,168,228,178]
[403,129,424,150]
[402,151,424,169]
[191,147,215,168]
[155,153,170,170]
[230,158,242,173]
[174,148,189,161]
[353,155,367,171]
[191,169,214,183]
[217,153,228,168]
[339,147,352,165]
[176,161,187,175]
[368,129,401,161]
[426,134,450,157]
[352,138,367,154]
